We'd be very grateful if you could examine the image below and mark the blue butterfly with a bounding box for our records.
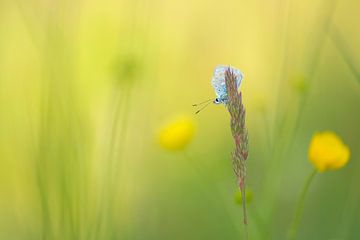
[194,65,243,113]
[212,65,243,105]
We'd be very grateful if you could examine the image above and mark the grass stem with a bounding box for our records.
[330,25,360,86]
[287,169,317,240]
[240,184,249,240]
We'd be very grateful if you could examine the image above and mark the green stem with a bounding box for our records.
[330,25,360,85]
[287,169,317,240]
[240,184,249,240]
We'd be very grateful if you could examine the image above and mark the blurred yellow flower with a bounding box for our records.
[158,116,195,151]
[308,131,350,172]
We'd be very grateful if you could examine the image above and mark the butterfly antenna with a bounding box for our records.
[195,101,212,114]
[192,98,213,107]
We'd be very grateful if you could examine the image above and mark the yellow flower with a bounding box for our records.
[308,131,350,172]
[158,116,195,151]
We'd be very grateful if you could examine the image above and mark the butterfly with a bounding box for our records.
[194,65,243,114]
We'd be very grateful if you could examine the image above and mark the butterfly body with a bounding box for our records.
[211,65,243,105]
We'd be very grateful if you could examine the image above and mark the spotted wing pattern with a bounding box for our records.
[211,65,243,101]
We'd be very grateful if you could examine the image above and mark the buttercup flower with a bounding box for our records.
[289,131,350,240]
[158,116,195,151]
[308,131,350,172]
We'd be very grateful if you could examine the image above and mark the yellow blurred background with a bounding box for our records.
[0,0,359,239]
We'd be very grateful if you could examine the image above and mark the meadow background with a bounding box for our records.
[0,0,359,239]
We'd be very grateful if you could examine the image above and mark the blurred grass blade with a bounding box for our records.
[330,25,360,85]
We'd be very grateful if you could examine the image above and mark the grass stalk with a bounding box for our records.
[287,169,317,240]
[330,25,360,85]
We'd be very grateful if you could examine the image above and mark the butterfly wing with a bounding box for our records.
[211,66,227,98]
[232,67,243,89]
[211,65,243,98]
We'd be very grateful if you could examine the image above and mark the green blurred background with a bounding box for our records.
[0,0,359,239]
